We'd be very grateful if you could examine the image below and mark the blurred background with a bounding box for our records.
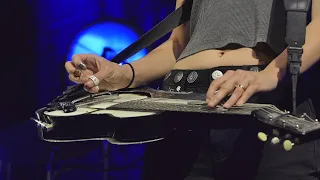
[1,0,319,180]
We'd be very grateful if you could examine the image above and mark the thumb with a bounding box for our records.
[84,65,115,89]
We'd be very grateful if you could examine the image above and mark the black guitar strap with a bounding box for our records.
[284,0,311,115]
[110,0,193,64]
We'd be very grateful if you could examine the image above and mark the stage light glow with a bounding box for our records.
[68,22,147,64]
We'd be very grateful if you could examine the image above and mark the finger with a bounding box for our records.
[84,65,115,89]
[68,73,89,84]
[223,81,249,108]
[207,81,238,107]
[236,84,259,106]
[73,69,82,78]
[207,74,241,107]
[71,54,101,70]
[207,89,229,107]
[84,85,100,93]
[71,54,90,69]
[65,61,76,74]
[206,70,235,100]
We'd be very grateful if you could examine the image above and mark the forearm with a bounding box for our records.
[265,17,320,79]
[120,39,183,88]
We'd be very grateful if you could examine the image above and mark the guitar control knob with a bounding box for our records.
[283,140,294,151]
[271,137,280,145]
[257,132,268,142]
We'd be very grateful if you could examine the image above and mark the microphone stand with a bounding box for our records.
[284,0,311,115]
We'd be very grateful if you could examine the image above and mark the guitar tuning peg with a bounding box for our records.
[283,140,294,151]
[257,132,268,142]
[271,137,280,145]
[272,129,280,136]
[269,129,280,145]
[284,134,292,139]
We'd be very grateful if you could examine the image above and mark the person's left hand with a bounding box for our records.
[206,69,280,108]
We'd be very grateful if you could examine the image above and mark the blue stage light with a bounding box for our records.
[67,22,147,64]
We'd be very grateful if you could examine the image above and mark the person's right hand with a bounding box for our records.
[65,54,132,93]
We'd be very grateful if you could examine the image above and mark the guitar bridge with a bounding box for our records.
[300,113,319,123]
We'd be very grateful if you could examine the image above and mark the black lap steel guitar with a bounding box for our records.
[32,86,320,151]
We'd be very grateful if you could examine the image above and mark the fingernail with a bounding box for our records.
[84,81,92,88]
[93,86,100,92]
[83,86,89,92]
[223,104,229,108]
[208,101,215,107]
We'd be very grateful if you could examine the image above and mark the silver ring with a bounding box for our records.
[89,75,100,86]
[78,62,87,70]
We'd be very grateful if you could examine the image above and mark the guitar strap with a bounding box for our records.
[110,0,193,64]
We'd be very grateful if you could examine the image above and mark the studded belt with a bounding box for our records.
[162,65,267,94]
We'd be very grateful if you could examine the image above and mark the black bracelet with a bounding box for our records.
[124,63,135,89]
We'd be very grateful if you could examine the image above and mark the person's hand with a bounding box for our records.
[65,54,132,93]
[206,69,280,108]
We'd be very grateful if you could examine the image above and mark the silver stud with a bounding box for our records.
[211,70,223,80]
[176,86,181,92]
[187,71,198,84]
[168,87,174,92]
[174,71,184,83]
[249,66,261,72]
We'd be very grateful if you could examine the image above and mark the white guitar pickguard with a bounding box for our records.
[89,102,119,109]
[91,110,157,118]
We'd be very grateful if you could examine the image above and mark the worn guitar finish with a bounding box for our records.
[32,86,320,150]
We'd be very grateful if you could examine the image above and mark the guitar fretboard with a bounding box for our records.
[108,98,275,115]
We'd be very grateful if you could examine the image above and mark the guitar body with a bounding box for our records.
[39,109,170,145]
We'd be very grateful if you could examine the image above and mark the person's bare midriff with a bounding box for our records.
[173,47,273,70]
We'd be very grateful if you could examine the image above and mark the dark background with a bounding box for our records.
[1,0,319,180]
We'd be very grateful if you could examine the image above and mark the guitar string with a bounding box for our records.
[74,95,279,112]
[70,94,303,128]
[258,107,301,128]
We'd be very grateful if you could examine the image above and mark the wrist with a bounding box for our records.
[265,50,290,81]
[119,63,135,88]
[264,62,287,83]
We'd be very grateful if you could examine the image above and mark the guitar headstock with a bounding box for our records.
[252,106,320,151]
